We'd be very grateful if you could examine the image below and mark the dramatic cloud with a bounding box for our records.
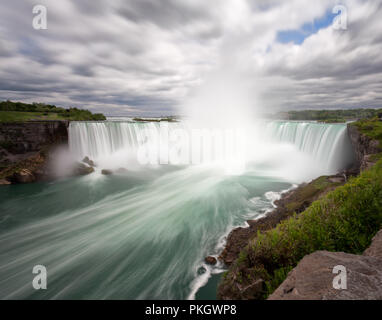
[0,0,381,115]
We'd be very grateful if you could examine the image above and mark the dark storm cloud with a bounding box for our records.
[117,0,210,28]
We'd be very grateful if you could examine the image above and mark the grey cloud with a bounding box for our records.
[0,0,381,116]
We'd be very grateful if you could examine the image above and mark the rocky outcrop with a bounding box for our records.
[269,230,382,300]
[205,256,217,265]
[0,121,68,184]
[101,169,113,175]
[72,162,95,176]
[82,156,96,167]
[348,123,380,172]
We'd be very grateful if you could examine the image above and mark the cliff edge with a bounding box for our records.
[0,121,68,184]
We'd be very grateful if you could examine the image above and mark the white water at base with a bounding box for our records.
[68,120,355,182]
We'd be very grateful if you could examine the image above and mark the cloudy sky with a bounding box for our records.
[0,0,381,116]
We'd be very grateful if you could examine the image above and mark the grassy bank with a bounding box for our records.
[0,100,106,121]
[218,120,382,299]
[270,109,382,123]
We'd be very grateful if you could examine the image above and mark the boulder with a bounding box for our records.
[205,256,217,265]
[101,169,113,175]
[116,167,128,174]
[82,156,96,167]
[268,250,382,300]
[72,162,94,176]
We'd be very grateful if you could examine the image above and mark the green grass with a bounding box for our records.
[219,120,382,299]
[0,100,106,122]
[0,110,106,122]
[0,111,65,122]
[352,118,382,144]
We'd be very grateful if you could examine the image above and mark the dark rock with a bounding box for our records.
[0,121,68,184]
[205,256,217,265]
[11,169,35,183]
[101,169,113,175]
[72,162,94,176]
[82,156,95,167]
[0,178,11,185]
[268,250,382,300]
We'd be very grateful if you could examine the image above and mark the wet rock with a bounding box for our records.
[205,256,217,265]
[101,169,113,175]
[116,167,128,174]
[82,156,95,167]
[72,162,94,176]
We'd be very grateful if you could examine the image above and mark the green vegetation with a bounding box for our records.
[219,119,382,299]
[0,100,106,122]
[132,116,178,122]
[272,108,382,123]
[352,118,382,144]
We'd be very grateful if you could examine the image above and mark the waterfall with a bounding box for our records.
[264,121,355,174]
[68,120,355,178]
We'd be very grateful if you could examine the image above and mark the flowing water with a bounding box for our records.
[0,120,355,299]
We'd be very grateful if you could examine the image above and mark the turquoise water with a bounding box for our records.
[0,166,290,299]
[0,121,354,299]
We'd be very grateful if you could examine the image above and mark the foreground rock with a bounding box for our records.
[101,169,113,175]
[363,229,382,259]
[269,231,382,300]
[219,174,347,265]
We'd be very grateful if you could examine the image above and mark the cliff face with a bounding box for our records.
[0,121,68,184]
[347,123,380,172]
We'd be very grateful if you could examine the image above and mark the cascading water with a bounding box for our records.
[68,120,355,178]
[0,119,355,300]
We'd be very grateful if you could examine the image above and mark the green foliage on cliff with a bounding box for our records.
[272,108,382,123]
[0,100,106,121]
[353,118,382,145]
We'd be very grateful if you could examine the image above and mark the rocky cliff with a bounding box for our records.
[347,123,380,172]
[0,121,68,184]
